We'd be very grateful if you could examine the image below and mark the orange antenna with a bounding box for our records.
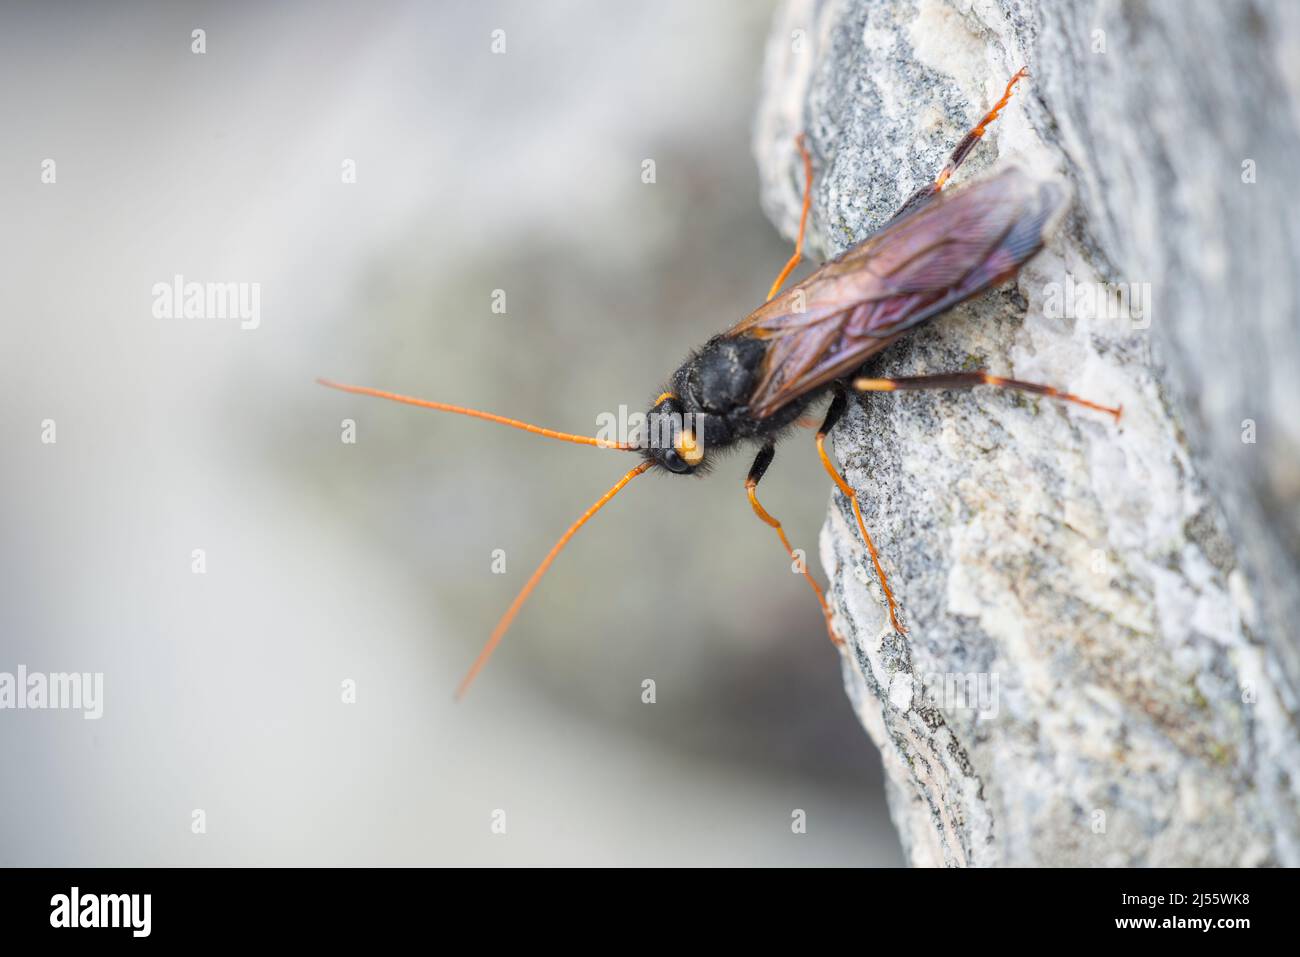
[316,378,636,450]
[455,460,652,699]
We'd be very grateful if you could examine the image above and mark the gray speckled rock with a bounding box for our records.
[755,0,1300,866]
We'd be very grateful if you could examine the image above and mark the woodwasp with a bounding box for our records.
[320,68,1120,697]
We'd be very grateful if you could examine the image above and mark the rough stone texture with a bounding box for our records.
[755,0,1300,866]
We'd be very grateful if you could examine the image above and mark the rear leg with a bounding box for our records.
[889,67,1029,223]
[853,370,1122,422]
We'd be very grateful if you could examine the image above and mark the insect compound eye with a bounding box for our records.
[660,448,691,474]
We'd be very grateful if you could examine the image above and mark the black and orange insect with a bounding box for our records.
[319,68,1120,698]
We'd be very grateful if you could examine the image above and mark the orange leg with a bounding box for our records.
[745,444,842,645]
[765,133,814,302]
[815,391,906,635]
[889,67,1029,223]
[852,370,1122,422]
[933,66,1028,191]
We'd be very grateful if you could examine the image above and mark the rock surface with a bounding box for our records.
[754,0,1300,866]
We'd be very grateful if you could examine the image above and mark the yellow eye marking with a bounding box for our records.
[677,427,704,466]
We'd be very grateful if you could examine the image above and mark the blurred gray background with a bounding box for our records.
[0,0,900,864]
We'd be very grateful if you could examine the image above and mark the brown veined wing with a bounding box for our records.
[728,166,1069,419]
